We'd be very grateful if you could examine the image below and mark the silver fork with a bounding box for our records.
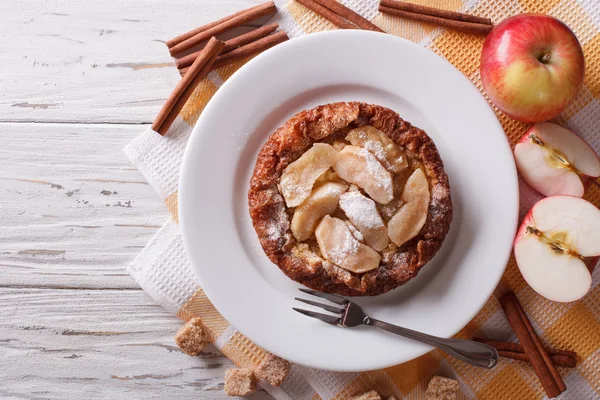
[294,288,498,369]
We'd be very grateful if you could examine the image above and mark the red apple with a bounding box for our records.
[514,196,600,302]
[480,14,585,122]
[514,122,600,197]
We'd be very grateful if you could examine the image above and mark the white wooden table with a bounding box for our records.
[0,1,271,398]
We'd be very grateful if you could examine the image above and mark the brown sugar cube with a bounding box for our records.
[224,368,257,396]
[351,390,382,400]
[425,376,461,400]
[254,353,291,386]
[174,317,209,356]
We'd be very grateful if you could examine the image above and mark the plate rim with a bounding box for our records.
[179,30,519,371]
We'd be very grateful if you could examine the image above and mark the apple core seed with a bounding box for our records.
[530,133,577,173]
[525,226,582,259]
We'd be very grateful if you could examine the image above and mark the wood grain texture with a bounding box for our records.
[0,288,270,399]
[0,123,167,289]
[0,125,273,397]
[0,0,266,123]
[0,0,276,397]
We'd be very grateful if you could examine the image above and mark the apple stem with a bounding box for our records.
[539,53,551,64]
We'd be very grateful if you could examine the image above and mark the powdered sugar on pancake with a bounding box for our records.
[339,191,389,251]
[346,126,408,174]
[345,220,364,242]
[363,149,393,196]
[334,146,393,205]
[328,231,359,264]
[339,191,383,229]
[262,189,289,242]
[356,130,387,163]
[315,216,380,273]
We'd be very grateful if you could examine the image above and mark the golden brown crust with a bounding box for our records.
[248,102,452,296]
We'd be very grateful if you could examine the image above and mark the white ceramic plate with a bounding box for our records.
[180,30,519,372]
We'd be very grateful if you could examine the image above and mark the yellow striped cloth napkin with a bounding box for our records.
[124,0,600,398]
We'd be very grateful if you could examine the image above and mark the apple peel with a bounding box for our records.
[480,14,584,122]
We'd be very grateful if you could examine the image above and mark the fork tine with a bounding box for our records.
[293,308,341,325]
[298,288,348,305]
[295,297,345,314]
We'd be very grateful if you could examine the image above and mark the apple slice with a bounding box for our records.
[388,168,430,247]
[345,220,365,242]
[315,169,341,186]
[514,195,600,302]
[514,122,600,197]
[339,191,388,251]
[346,126,408,173]
[291,182,347,241]
[280,143,339,207]
[315,215,381,274]
[333,146,394,205]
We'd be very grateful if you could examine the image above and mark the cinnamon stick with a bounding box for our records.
[499,292,564,398]
[497,351,576,368]
[312,0,384,32]
[380,0,491,25]
[474,339,577,368]
[176,23,279,70]
[474,338,577,358]
[512,293,567,393]
[152,37,225,136]
[378,5,492,34]
[166,2,270,48]
[168,1,276,56]
[295,0,356,29]
[180,31,289,77]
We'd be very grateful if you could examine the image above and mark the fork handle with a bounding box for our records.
[366,318,498,369]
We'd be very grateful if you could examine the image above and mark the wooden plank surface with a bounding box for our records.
[0,288,269,399]
[0,123,166,289]
[0,123,168,289]
[0,123,274,399]
[0,0,265,123]
[0,0,275,398]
